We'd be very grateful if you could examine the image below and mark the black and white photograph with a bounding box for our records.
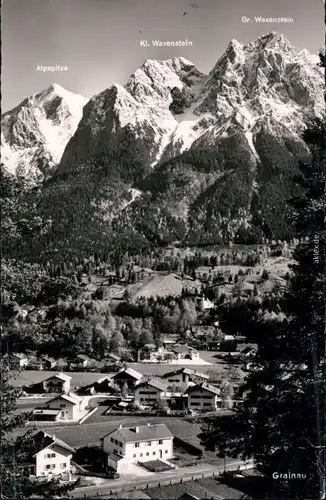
[1,0,325,498]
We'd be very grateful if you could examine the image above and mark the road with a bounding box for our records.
[70,459,254,497]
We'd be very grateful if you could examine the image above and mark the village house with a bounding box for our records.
[40,356,57,370]
[42,372,72,393]
[133,379,167,405]
[24,372,72,395]
[101,423,174,473]
[162,336,179,350]
[137,343,157,362]
[171,345,199,361]
[239,345,258,358]
[69,354,91,369]
[22,431,75,479]
[105,353,121,364]
[220,334,237,352]
[162,367,209,386]
[110,367,143,390]
[77,376,119,396]
[10,353,29,369]
[186,382,221,411]
[33,393,88,422]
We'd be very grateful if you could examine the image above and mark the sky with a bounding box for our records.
[2,0,324,112]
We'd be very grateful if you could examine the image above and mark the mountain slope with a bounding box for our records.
[1,84,88,181]
[2,33,324,261]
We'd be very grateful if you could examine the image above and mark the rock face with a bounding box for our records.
[58,32,323,176]
[2,32,324,258]
[1,84,88,181]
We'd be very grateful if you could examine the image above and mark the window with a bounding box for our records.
[118,441,123,447]
[146,452,149,456]
[133,454,136,458]
[153,451,156,456]
[60,463,67,469]
[60,404,66,408]
[165,450,168,454]
[51,453,56,458]
[147,441,151,446]
[135,443,139,448]
[140,453,143,457]
[114,449,117,454]
[158,440,163,445]
[46,465,51,470]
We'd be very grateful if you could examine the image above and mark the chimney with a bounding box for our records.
[135,427,139,433]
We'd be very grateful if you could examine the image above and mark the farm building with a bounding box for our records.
[186,382,221,411]
[134,379,167,405]
[77,376,119,396]
[110,367,143,390]
[162,368,209,386]
[24,372,72,395]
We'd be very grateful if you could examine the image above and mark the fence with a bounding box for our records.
[81,471,222,497]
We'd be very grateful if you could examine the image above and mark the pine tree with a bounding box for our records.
[198,117,326,499]
[0,360,79,497]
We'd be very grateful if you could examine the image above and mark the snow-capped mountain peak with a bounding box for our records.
[1,84,88,181]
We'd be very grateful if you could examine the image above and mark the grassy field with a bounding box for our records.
[11,355,238,389]
[11,414,221,464]
[10,371,106,389]
[127,360,228,380]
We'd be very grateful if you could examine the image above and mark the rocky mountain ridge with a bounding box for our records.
[1,84,88,181]
[1,32,324,260]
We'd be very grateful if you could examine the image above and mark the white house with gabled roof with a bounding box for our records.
[22,431,75,479]
[43,392,87,420]
[101,423,174,473]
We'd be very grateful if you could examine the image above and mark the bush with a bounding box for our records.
[173,437,203,457]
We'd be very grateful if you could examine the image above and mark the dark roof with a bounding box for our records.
[178,494,200,500]
[107,453,125,462]
[134,379,167,391]
[30,431,75,456]
[112,367,143,380]
[162,368,209,379]
[47,393,82,406]
[102,423,173,443]
[33,408,61,415]
[44,372,72,382]
[186,382,221,396]
[172,345,195,354]
[177,491,199,500]
[13,353,28,359]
